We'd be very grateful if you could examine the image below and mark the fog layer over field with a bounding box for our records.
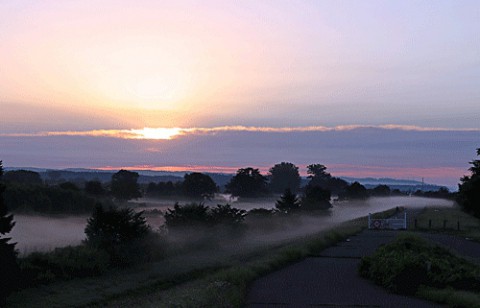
[10,197,453,254]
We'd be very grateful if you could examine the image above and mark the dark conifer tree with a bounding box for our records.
[275,188,301,214]
[0,161,20,303]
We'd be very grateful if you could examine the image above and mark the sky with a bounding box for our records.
[1,0,479,187]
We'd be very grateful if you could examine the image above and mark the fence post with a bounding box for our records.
[457,221,460,231]
[368,213,371,229]
[404,211,407,229]
[443,220,447,229]
[429,219,432,229]
[414,219,417,229]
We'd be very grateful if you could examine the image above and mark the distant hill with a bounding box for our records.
[340,177,448,192]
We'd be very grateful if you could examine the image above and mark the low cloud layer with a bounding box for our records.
[2,124,479,140]
[1,125,478,187]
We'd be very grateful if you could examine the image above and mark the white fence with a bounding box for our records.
[368,211,407,230]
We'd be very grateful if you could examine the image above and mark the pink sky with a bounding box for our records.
[1,1,479,189]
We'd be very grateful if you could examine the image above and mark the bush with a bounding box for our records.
[359,235,480,295]
[164,202,212,231]
[85,205,151,266]
[164,203,247,247]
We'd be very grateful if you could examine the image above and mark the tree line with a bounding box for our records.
[1,161,454,215]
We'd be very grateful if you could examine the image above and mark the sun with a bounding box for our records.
[129,127,184,140]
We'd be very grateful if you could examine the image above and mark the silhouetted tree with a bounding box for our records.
[275,188,301,214]
[183,172,218,199]
[0,161,20,303]
[301,185,331,210]
[164,202,212,230]
[210,204,247,226]
[110,170,141,201]
[225,167,268,198]
[307,164,331,183]
[268,162,301,194]
[305,164,347,194]
[3,170,42,185]
[343,181,369,200]
[323,177,349,195]
[3,184,97,214]
[85,204,150,265]
[371,185,391,196]
[85,180,105,196]
[146,181,183,197]
[457,148,480,217]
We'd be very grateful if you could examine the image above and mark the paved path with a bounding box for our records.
[246,230,441,308]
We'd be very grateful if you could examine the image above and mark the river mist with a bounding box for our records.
[10,196,454,254]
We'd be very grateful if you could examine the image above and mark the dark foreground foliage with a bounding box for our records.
[0,161,20,304]
[457,148,480,218]
[12,207,162,291]
[359,234,480,295]
[85,205,152,266]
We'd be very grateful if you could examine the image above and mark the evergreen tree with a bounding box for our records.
[275,188,300,214]
[0,161,20,303]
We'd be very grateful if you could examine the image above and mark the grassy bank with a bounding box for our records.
[91,217,368,307]
[9,206,405,307]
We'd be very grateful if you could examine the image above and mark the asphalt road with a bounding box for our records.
[246,230,443,308]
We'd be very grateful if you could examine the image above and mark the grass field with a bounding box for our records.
[413,205,480,241]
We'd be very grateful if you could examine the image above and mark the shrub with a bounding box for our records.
[164,203,247,247]
[359,235,480,295]
[164,202,212,231]
[85,204,151,266]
